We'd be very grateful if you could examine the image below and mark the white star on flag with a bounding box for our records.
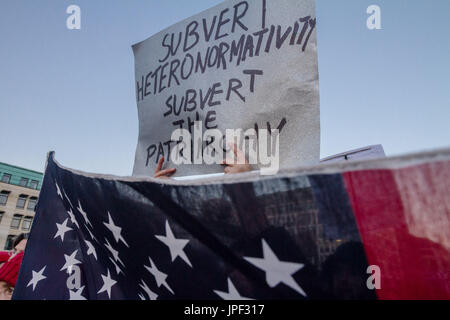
[139,279,158,300]
[104,212,129,247]
[63,190,74,208]
[144,257,174,295]
[27,266,47,291]
[54,218,73,242]
[67,208,80,228]
[55,181,63,199]
[105,239,124,267]
[69,286,87,300]
[97,270,117,299]
[109,257,123,275]
[155,220,192,267]
[85,240,97,260]
[243,239,306,297]
[214,278,253,300]
[86,227,98,243]
[77,200,92,228]
[60,249,81,273]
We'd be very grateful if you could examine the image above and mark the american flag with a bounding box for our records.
[12,150,450,300]
[12,152,321,300]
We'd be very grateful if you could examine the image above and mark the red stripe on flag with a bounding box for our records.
[343,161,450,299]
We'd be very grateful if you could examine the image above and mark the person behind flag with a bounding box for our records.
[0,233,29,300]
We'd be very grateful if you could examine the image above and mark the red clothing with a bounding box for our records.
[0,251,24,287]
[0,251,12,264]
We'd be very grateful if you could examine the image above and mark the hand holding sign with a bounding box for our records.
[222,142,252,174]
[154,157,176,179]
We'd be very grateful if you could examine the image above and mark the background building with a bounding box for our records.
[0,162,43,250]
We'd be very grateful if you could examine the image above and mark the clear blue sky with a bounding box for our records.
[0,0,449,175]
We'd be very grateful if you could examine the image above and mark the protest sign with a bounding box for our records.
[132,0,320,176]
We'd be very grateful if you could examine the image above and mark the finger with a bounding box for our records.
[155,168,176,177]
[154,157,164,174]
[222,158,236,166]
[221,158,231,165]
[160,170,176,178]
[227,142,247,164]
[234,144,248,163]
[154,168,176,178]
[165,169,176,177]
[227,142,239,157]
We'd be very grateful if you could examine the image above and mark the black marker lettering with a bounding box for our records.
[243,69,263,93]
[215,8,230,40]
[226,78,245,102]
[232,1,249,32]
[184,20,200,52]
[146,144,156,166]
[202,16,217,42]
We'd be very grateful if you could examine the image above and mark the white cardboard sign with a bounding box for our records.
[132,0,320,177]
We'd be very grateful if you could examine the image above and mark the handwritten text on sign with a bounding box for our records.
[132,0,320,177]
